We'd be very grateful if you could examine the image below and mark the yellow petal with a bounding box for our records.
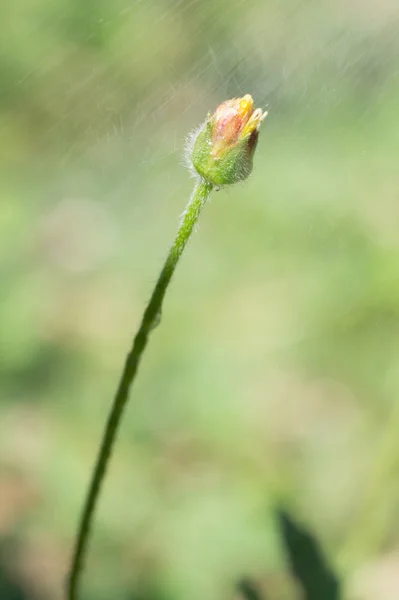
[241,108,267,137]
[238,94,254,118]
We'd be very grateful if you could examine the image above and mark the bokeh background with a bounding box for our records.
[1,0,399,598]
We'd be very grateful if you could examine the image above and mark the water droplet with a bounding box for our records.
[150,309,162,331]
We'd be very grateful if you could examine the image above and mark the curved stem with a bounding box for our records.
[67,179,213,600]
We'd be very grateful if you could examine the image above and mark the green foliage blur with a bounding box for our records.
[1,0,399,598]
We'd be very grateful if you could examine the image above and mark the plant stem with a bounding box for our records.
[67,179,213,600]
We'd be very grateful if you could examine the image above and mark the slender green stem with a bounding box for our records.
[67,179,213,600]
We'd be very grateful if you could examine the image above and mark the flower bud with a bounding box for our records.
[190,94,267,187]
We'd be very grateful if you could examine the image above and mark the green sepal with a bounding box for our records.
[191,122,256,186]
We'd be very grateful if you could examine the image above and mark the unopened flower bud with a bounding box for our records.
[190,94,267,187]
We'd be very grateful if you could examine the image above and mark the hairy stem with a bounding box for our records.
[67,179,213,600]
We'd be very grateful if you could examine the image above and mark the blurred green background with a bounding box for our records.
[1,0,399,598]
